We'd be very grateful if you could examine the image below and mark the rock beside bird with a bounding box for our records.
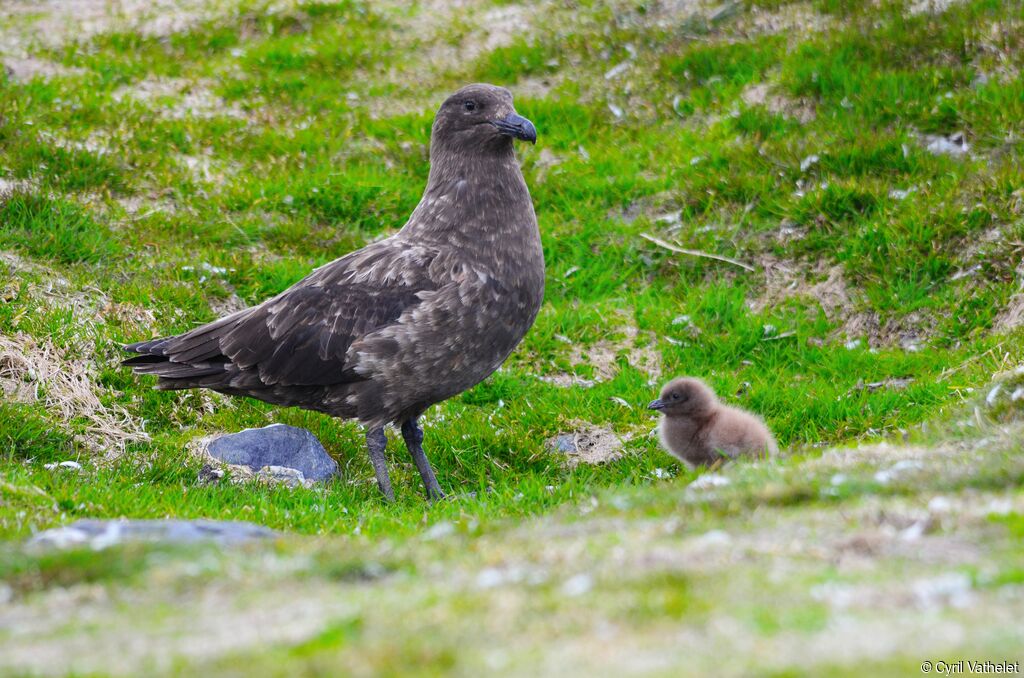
[648,377,778,468]
[205,424,338,482]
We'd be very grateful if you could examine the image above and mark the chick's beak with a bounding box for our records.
[492,113,537,144]
[648,399,666,411]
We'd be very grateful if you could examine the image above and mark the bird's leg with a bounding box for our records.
[366,427,394,502]
[401,418,445,501]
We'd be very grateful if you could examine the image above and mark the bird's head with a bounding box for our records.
[648,377,717,417]
[431,83,537,155]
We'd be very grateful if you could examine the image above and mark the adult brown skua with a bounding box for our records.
[123,84,543,502]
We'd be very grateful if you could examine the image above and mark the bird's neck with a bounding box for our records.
[401,146,537,249]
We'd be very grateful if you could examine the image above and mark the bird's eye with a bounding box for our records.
[463,100,477,112]
[671,393,680,400]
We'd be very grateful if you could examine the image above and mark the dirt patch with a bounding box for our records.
[209,291,249,317]
[907,0,965,15]
[40,130,114,157]
[475,3,535,60]
[513,73,564,100]
[547,422,626,466]
[537,373,597,389]
[993,292,1024,333]
[113,77,246,119]
[0,0,231,53]
[389,0,546,83]
[115,194,180,220]
[740,82,816,124]
[751,258,927,349]
[754,258,851,317]
[0,333,149,456]
[0,178,37,202]
[2,57,85,82]
[568,314,663,385]
[176,153,238,185]
[734,1,833,35]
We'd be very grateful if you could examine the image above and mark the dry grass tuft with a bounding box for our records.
[0,333,149,456]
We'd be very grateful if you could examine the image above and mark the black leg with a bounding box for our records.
[366,427,394,502]
[401,418,445,501]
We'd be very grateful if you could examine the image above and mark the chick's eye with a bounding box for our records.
[671,393,680,400]
[463,100,477,112]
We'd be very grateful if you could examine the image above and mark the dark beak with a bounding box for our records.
[492,113,537,144]
[648,399,666,411]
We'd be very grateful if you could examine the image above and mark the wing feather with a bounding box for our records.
[123,241,439,389]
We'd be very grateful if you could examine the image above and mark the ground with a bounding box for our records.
[0,0,1023,675]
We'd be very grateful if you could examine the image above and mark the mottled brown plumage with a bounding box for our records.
[648,377,777,469]
[123,84,543,501]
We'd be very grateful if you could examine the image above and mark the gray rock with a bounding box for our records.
[30,519,276,549]
[552,434,577,453]
[206,424,338,482]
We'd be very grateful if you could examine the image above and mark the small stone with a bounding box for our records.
[206,424,338,482]
[30,519,276,549]
[923,133,969,157]
[43,461,82,471]
[552,434,576,453]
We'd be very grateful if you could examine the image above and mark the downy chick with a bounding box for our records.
[648,377,777,469]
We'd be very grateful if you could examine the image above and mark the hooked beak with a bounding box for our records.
[648,399,666,411]
[491,113,537,144]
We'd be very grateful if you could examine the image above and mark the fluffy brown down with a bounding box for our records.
[650,377,778,469]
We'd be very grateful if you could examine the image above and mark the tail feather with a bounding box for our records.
[122,308,252,389]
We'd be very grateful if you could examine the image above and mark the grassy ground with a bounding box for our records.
[1,0,1023,674]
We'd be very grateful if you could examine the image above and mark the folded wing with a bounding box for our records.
[124,244,437,390]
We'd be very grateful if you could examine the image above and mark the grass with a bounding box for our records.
[1,0,1023,674]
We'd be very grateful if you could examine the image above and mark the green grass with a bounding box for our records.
[0,0,1020,533]
[0,193,120,263]
[0,0,1019,521]
[1,0,1024,673]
